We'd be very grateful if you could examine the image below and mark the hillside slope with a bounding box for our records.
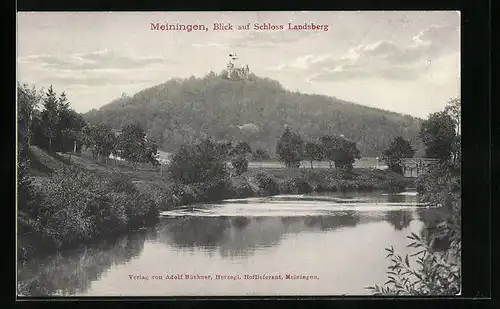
[83,72,424,157]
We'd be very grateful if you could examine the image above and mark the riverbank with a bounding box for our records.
[144,167,415,211]
[18,146,415,262]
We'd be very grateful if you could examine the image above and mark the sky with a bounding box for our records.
[17,11,460,118]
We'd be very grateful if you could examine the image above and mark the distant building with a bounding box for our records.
[401,158,439,178]
[226,59,250,81]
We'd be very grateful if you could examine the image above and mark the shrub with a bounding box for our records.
[106,172,136,193]
[167,139,228,185]
[295,178,313,194]
[227,177,254,198]
[314,184,327,192]
[254,172,279,196]
[366,229,460,295]
[196,179,231,202]
[231,155,249,175]
[134,182,173,211]
[123,191,158,228]
[164,182,197,206]
[279,177,313,194]
[87,193,128,235]
[26,165,158,250]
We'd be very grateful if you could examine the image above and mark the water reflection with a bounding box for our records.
[303,212,360,231]
[158,212,363,259]
[385,210,413,231]
[18,191,450,297]
[415,207,453,251]
[17,231,148,296]
[387,194,407,203]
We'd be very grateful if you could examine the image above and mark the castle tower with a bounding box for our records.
[226,61,234,79]
[226,54,251,81]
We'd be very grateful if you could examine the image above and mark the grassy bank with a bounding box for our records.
[18,148,161,262]
[18,146,414,262]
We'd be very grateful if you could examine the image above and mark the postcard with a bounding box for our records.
[16,11,461,297]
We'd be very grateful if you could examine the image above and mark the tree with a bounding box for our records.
[119,123,146,168]
[60,128,78,164]
[119,123,146,169]
[276,127,304,168]
[55,93,79,152]
[444,98,461,167]
[58,109,86,153]
[419,111,456,161]
[320,135,361,171]
[96,125,118,165]
[215,140,233,161]
[167,138,228,185]
[304,141,323,169]
[450,136,461,170]
[118,123,158,169]
[252,148,270,169]
[79,124,117,164]
[444,98,460,135]
[231,155,248,175]
[230,141,252,157]
[79,124,98,159]
[17,83,42,147]
[382,136,415,174]
[17,83,42,196]
[336,139,361,171]
[40,85,59,151]
[143,137,160,167]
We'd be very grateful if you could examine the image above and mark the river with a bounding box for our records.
[17,191,447,297]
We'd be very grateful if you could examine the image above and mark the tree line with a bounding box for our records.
[18,81,460,180]
[17,83,160,169]
[274,97,460,175]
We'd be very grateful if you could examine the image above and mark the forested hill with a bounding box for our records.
[83,72,424,157]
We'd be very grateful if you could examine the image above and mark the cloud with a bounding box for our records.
[271,23,459,82]
[192,42,231,48]
[18,49,179,72]
[17,49,182,89]
[37,74,158,87]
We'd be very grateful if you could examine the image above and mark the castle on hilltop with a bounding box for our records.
[226,53,250,81]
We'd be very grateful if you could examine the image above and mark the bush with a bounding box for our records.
[106,172,137,193]
[367,229,460,295]
[385,177,406,193]
[167,139,228,185]
[279,177,313,194]
[136,182,173,211]
[164,182,197,206]
[227,177,255,198]
[254,172,279,196]
[123,191,158,228]
[231,155,249,175]
[295,179,313,194]
[196,179,231,202]
[23,166,158,251]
